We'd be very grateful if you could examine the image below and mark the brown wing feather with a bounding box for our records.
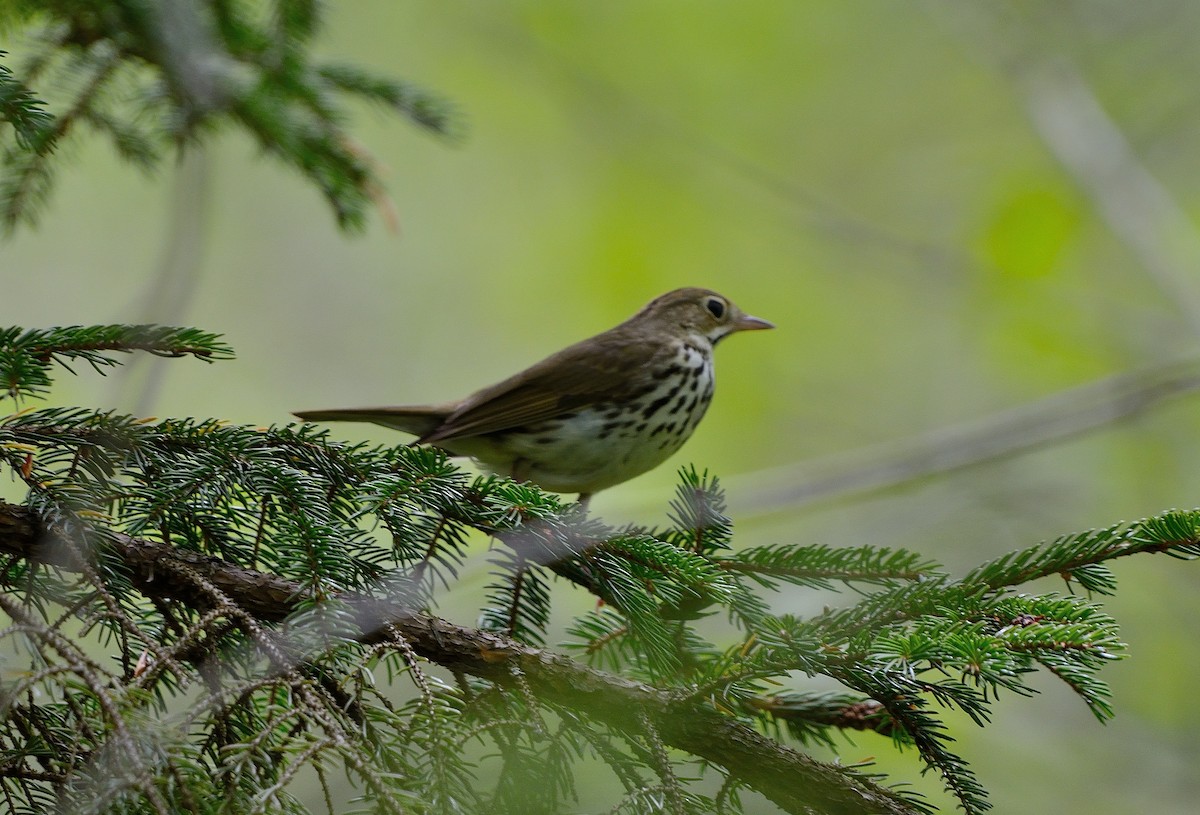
[421,329,665,443]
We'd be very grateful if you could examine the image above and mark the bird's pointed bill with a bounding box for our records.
[735,315,774,331]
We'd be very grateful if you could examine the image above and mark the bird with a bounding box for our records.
[294,288,773,503]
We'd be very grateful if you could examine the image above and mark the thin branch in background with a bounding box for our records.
[730,356,1200,514]
[925,2,1200,338]
[108,147,212,415]
[1018,60,1200,337]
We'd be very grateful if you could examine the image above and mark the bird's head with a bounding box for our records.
[639,287,774,347]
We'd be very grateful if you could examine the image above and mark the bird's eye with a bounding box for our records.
[704,297,726,319]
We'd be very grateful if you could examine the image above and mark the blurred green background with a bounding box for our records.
[6,2,1200,811]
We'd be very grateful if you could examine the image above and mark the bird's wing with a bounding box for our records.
[420,332,660,443]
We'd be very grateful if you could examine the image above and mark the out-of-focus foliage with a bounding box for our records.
[0,0,456,232]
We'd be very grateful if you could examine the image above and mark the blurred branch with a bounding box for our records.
[0,499,920,815]
[0,52,55,151]
[143,0,233,117]
[733,356,1200,513]
[0,2,457,233]
[1019,60,1200,336]
[927,4,1200,337]
[108,148,212,415]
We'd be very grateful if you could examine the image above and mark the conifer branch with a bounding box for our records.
[0,499,919,815]
[0,52,56,152]
[3,325,1197,812]
[0,325,232,401]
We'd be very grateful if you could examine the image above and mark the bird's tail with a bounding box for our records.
[293,406,450,439]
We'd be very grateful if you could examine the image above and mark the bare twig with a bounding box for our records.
[732,356,1200,513]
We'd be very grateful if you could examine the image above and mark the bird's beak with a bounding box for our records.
[734,314,774,332]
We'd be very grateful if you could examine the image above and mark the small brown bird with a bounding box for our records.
[295,288,772,502]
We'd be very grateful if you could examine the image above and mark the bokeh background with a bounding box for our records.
[6,2,1200,811]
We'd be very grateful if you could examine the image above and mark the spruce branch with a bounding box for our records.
[751,692,898,747]
[721,543,936,590]
[0,324,233,402]
[3,325,1198,813]
[0,51,56,152]
[964,511,1200,593]
[0,500,919,815]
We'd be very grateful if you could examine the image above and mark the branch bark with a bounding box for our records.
[0,500,919,815]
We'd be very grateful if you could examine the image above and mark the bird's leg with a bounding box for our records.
[576,493,592,511]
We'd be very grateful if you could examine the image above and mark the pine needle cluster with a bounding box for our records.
[0,1,457,233]
[1,326,1197,815]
